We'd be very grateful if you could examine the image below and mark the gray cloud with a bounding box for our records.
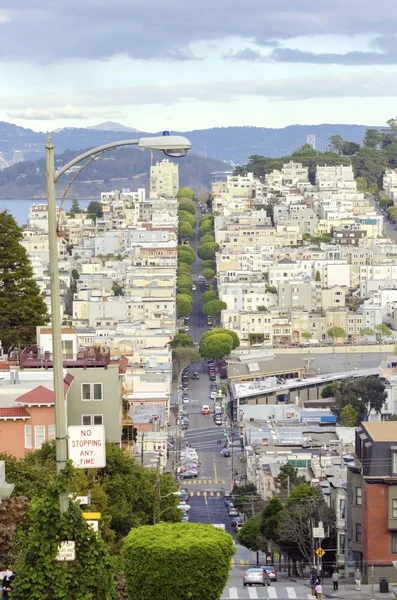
[223,48,268,62]
[271,34,397,64]
[0,1,397,63]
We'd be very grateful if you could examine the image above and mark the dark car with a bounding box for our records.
[209,374,216,382]
[180,469,199,479]
[232,516,243,527]
[192,372,199,380]
[221,448,231,457]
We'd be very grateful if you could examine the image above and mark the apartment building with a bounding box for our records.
[149,158,179,198]
[383,169,397,203]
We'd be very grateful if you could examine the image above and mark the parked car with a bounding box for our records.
[180,470,199,479]
[180,489,189,501]
[182,393,189,401]
[182,382,189,391]
[261,566,277,582]
[221,448,231,457]
[235,522,243,533]
[209,373,216,382]
[243,568,271,587]
[201,404,210,415]
[228,507,239,517]
[182,396,190,404]
[184,325,189,332]
[232,516,243,527]
[192,285,196,291]
[224,499,233,508]
[192,372,199,380]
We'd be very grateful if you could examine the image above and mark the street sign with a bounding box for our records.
[316,548,325,558]
[68,425,106,469]
[56,541,75,562]
[313,527,325,538]
[82,512,101,520]
[86,520,99,533]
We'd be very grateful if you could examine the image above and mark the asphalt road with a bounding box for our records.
[221,569,313,600]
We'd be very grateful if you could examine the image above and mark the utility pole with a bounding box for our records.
[141,432,145,465]
[153,453,161,525]
[231,432,234,488]
[287,475,290,498]
[251,494,255,517]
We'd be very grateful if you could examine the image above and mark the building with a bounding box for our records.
[149,158,179,198]
[347,421,397,581]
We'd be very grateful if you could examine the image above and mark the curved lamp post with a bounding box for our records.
[46,134,191,512]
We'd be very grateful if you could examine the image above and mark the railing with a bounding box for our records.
[19,345,111,369]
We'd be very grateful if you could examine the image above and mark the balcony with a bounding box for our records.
[19,345,111,369]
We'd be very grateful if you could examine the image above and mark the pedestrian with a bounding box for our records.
[310,572,317,596]
[2,570,16,599]
[315,579,323,600]
[332,570,340,591]
[354,567,362,591]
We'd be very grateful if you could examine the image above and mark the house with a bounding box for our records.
[347,421,397,581]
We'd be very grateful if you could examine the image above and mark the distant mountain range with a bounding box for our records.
[0,120,380,165]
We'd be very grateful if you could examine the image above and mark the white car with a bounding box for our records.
[182,396,190,404]
[192,285,196,291]
[184,325,189,332]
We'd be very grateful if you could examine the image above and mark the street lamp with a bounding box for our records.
[46,133,192,513]
[153,491,182,524]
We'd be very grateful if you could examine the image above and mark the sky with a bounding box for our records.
[1,0,397,132]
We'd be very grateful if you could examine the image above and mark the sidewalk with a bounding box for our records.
[289,576,396,599]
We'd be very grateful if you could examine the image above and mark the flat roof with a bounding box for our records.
[363,421,397,442]
[229,356,305,379]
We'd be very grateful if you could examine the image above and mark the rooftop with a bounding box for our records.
[362,421,397,442]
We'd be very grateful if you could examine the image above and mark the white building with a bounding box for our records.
[150,159,179,198]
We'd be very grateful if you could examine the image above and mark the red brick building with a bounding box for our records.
[347,422,397,582]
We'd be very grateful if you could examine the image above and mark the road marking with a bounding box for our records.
[196,491,200,497]
[287,587,297,598]
[248,587,258,599]
[268,586,278,598]
[214,461,218,484]
[229,587,238,599]
[204,492,208,505]
[210,491,214,496]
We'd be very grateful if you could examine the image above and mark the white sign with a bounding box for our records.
[68,425,106,469]
[56,541,75,561]
[313,527,325,538]
[86,520,99,533]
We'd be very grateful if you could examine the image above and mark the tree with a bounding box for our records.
[71,268,80,281]
[321,383,336,398]
[202,268,215,281]
[178,211,196,227]
[112,283,123,296]
[176,294,192,317]
[315,270,321,282]
[388,207,397,223]
[332,376,387,421]
[364,128,382,148]
[260,497,284,547]
[301,331,313,341]
[177,275,193,291]
[202,300,227,319]
[275,463,306,500]
[12,464,118,600]
[202,260,216,270]
[360,327,374,338]
[199,234,215,245]
[177,263,191,275]
[178,245,195,259]
[375,323,392,339]
[123,522,234,600]
[197,242,219,261]
[179,222,193,239]
[199,214,214,225]
[0,210,48,350]
[177,187,194,200]
[172,347,200,382]
[201,328,240,350]
[201,291,218,304]
[178,250,195,265]
[329,135,344,154]
[198,223,213,238]
[380,197,393,208]
[69,198,82,216]
[356,176,369,193]
[327,326,346,340]
[257,305,268,312]
[341,141,360,156]
[265,285,277,294]
[179,202,195,215]
[87,200,103,218]
[353,146,388,187]
[339,405,359,427]
[199,335,233,360]
[169,333,194,349]
[237,516,267,552]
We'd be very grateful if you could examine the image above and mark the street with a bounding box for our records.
[220,569,313,600]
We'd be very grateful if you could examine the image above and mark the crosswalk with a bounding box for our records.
[183,479,226,485]
[221,586,313,599]
[187,490,224,496]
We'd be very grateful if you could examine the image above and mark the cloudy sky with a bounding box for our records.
[1,0,397,132]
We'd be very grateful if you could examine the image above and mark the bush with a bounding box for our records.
[198,224,213,238]
[179,202,195,215]
[200,234,215,245]
[321,383,336,398]
[123,523,234,600]
[178,211,196,227]
[203,268,215,281]
[201,290,218,304]
[197,242,219,261]
[178,251,195,265]
[177,188,195,200]
[202,260,216,270]
[177,264,191,275]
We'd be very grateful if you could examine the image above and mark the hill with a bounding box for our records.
[0,120,380,165]
[0,146,228,199]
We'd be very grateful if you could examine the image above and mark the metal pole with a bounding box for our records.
[153,455,161,525]
[141,432,145,465]
[46,135,69,514]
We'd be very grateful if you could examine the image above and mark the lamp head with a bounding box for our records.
[138,135,191,158]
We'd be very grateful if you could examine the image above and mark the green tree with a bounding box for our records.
[341,141,360,156]
[202,299,227,319]
[265,285,277,294]
[199,335,233,360]
[199,214,214,225]
[353,146,388,187]
[301,331,313,341]
[71,268,79,281]
[321,383,336,398]
[327,326,346,340]
[329,135,344,154]
[199,234,215,245]
[177,263,191,275]
[202,268,215,281]
[179,222,194,239]
[0,210,48,350]
[197,243,219,261]
[178,250,195,265]
[364,128,382,148]
[257,305,268,312]
[12,464,118,600]
[177,187,195,200]
[315,270,321,282]
[177,275,193,291]
[172,347,201,382]
[201,328,240,350]
[179,202,195,215]
[339,404,359,427]
[176,294,192,317]
[260,497,284,547]
[356,176,369,193]
[169,333,194,349]
[202,260,216,270]
[375,323,392,339]
[69,198,82,216]
[388,207,397,223]
[123,522,234,600]
[380,197,393,208]
[198,223,213,238]
[112,283,123,296]
[87,200,103,218]
[179,288,193,298]
[360,327,374,337]
[332,376,387,421]
[178,211,196,227]
[237,516,267,552]
[201,291,217,304]
[178,244,195,258]
[275,463,306,500]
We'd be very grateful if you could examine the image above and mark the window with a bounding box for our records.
[355,523,362,543]
[35,426,45,449]
[392,499,397,519]
[82,384,91,400]
[93,384,103,401]
[81,383,103,401]
[392,532,397,554]
[356,487,362,506]
[82,415,92,426]
[393,452,397,475]
[48,425,56,440]
[93,414,103,425]
[24,425,32,449]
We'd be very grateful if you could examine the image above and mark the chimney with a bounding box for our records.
[152,415,159,433]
